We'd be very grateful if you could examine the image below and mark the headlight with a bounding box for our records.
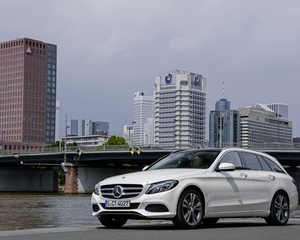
[94,182,100,195]
[146,180,178,194]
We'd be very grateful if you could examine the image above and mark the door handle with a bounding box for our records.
[268,175,275,180]
[240,173,247,178]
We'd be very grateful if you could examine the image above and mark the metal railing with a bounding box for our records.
[1,142,300,156]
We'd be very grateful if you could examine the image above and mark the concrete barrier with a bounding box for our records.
[0,167,59,192]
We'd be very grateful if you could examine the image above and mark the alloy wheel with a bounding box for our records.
[182,192,202,226]
[274,195,289,223]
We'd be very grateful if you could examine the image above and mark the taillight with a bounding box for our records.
[292,179,297,186]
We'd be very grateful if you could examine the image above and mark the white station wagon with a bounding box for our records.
[91,148,298,229]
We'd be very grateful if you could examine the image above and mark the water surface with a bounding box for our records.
[0,193,97,231]
[0,193,299,231]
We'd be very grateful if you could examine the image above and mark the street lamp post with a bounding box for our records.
[1,131,5,152]
[132,121,136,147]
[64,114,70,163]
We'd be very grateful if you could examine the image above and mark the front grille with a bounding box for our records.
[101,184,143,199]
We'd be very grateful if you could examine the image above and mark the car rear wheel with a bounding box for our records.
[202,218,219,225]
[265,192,289,226]
[172,188,204,229]
[99,217,127,228]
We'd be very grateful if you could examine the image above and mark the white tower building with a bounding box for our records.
[123,125,134,145]
[266,103,288,120]
[144,118,155,146]
[133,92,154,146]
[154,70,207,149]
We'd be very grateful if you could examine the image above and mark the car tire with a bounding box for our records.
[172,188,204,229]
[99,217,127,228]
[265,192,289,226]
[202,218,219,225]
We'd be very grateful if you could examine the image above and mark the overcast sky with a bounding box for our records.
[1,0,300,138]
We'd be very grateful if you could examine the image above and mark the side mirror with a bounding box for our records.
[142,166,149,171]
[217,162,235,172]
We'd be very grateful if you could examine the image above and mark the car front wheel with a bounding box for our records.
[99,217,127,228]
[173,188,204,229]
[265,192,289,226]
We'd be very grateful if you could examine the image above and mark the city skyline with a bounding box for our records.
[1,1,300,139]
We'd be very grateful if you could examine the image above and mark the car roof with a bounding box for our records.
[171,148,222,155]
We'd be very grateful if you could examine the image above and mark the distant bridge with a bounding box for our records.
[1,145,300,167]
[0,145,299,195]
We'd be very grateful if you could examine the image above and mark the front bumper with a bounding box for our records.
[91,190,178,220]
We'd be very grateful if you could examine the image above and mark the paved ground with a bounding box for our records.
[1,218,299,240]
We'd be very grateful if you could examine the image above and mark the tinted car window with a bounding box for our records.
[218,152,243,170]
[240,152,262,170]
[256,155,272,172]
[148,151,220,170]
[263,157,285,174]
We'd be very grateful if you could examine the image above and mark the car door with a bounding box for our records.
[239,152,279,212]
[213,151,252,213]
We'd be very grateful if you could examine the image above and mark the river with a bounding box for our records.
[0,193,299,231]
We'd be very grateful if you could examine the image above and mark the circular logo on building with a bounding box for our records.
[112,185,124,199]
[165,73,172,84]
[194,75,201,84]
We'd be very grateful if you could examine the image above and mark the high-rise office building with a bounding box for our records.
[70,119,109,136]
[154,70,207,149]
[209,98,240,147]
[0,38,57,150]
[144,118,154,146]
[266,103,288,120]
[239,105,292,148]
[123,125,134,145]
[133,92,154,146]
[93,121,109,135]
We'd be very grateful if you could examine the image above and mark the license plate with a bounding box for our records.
[105,200,130,208]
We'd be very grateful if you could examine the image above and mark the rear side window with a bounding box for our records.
[218,151,243,170]
[256,155,272,172]
[240,152,262,170]
[263,157,285,174]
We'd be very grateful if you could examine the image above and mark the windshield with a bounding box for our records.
[148,150,220,170]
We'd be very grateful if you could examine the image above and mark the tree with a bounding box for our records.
[46,141,63,148]
[46,141,78,148]
[68,142,78,147]
[103,135,128,146]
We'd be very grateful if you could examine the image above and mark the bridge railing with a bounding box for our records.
[205,142,298,150]
[2,142,300,156]
[0,145,132,155]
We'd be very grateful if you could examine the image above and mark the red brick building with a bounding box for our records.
[0,38,57,151]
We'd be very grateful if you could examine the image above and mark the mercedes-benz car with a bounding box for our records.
[91,148,298,229]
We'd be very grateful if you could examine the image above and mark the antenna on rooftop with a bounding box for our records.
[222,82,225,99]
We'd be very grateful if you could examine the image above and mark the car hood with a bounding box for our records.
[100,168,207,186]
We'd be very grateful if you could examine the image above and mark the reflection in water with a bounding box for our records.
[0,193,299,231]
[0,193,97,231]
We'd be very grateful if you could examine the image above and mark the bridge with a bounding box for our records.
[0,145,299,198]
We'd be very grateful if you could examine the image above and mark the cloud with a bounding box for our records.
[1,0,300,136]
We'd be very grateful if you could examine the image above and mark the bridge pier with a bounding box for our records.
[0,167,59,192]
[64,165,139,194]
[285,167,300,200]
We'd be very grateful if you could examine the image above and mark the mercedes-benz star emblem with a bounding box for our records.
[112,185,124,199]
